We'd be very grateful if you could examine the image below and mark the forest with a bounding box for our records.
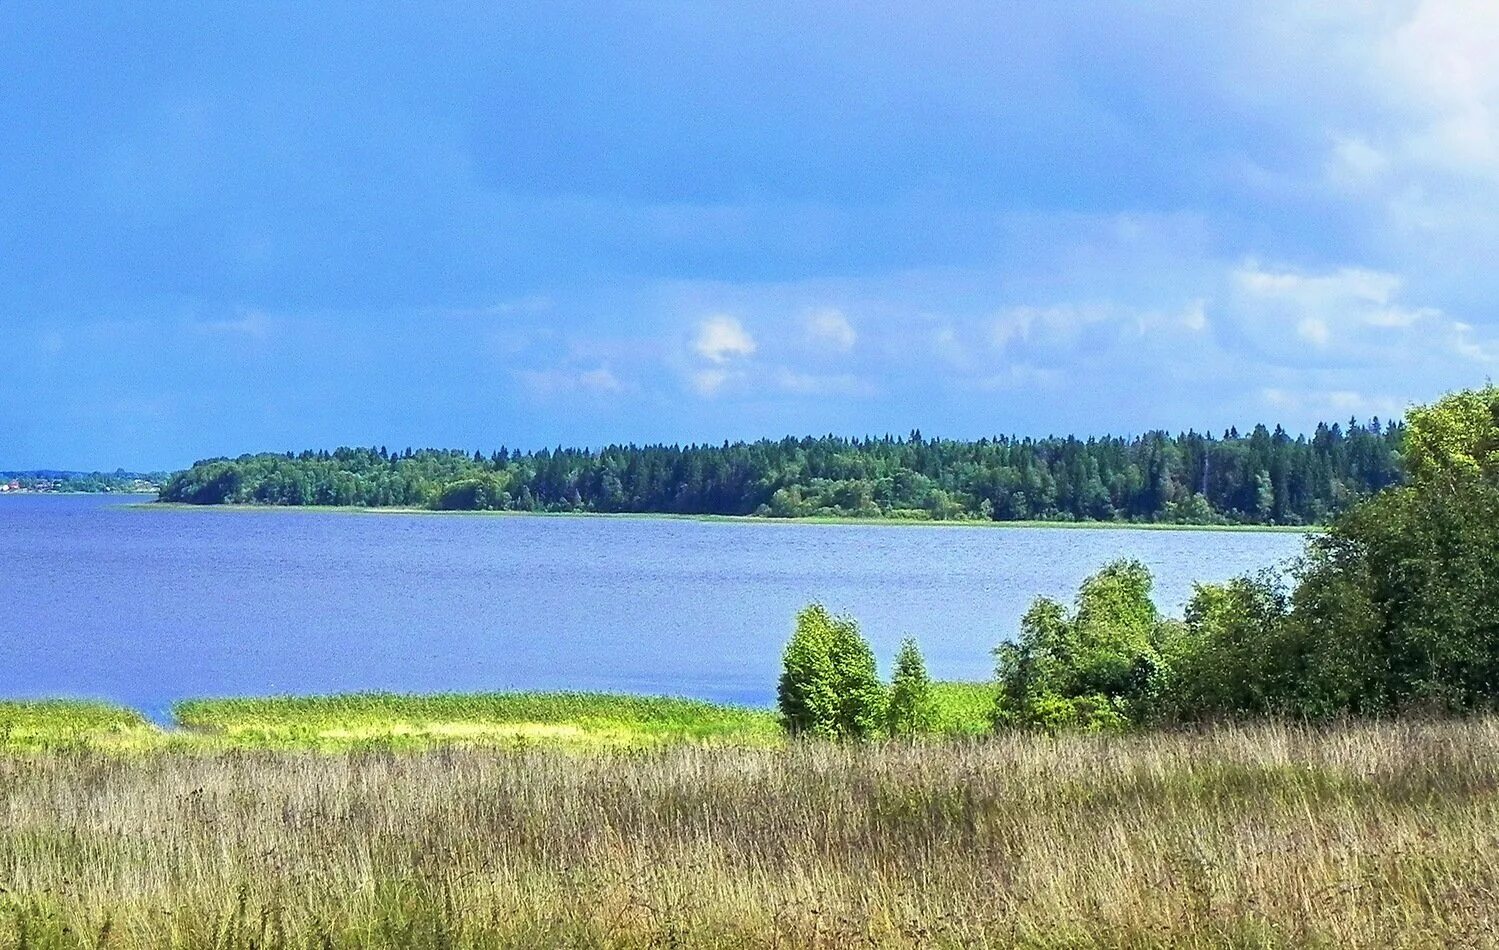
[158,419,1403,525]
[159,418,1403,525]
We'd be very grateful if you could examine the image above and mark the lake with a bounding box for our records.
[0,494,1307,718]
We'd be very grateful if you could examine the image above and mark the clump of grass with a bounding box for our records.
[174,691,785,750]
[0,718,1496,946]
[0,700,162,753]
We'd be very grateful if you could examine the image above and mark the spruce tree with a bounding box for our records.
[887,637,934,736]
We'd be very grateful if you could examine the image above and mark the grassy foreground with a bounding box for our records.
[1,718,1496,947]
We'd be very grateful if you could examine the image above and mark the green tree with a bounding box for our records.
[993,560,1176,731]
[1403,385,1499,487]
[1166,573,1292,720]
[886,637,934,736]
[778,604,886,739]
[1164,385,1499,720]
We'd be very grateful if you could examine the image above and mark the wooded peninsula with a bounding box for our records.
[160,418,1402,525]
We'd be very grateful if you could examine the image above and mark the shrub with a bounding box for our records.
[778,604,886,739]
[993,560,1179,731]
[886,637,935,736]
[1166,572,1293,720]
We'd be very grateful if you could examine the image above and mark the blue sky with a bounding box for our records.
[4,1,1498,470]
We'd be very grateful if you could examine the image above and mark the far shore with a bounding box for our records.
[134,500,1319,533]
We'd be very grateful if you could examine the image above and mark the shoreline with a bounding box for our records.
[2,683,996,752]
[134,501,1318,533]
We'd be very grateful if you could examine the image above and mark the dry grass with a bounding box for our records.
[2,718,1498,947]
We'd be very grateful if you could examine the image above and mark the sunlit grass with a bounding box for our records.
[0,718,1495,946]
[174,691,785,750]
[0,685,1004,753]
[0,700,163,753]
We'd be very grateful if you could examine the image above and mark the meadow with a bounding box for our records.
[1,716,1496,947]
[1,694,1495,946]
[2,685,998,755]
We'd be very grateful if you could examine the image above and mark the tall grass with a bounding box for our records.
[2,718,1496,946]
[175,691,783,749]
[0,700,159,753]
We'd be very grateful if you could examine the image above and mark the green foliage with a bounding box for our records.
[1403,385,1499,486]
[777,604,886,739]
[0,700,160,752]
[0,469,164,493]
[886,637,935,736]
[993,560,1178,730]
[998,387,1499,727]
[432,472,510,510]
[175,691,782,749]
[926,681,1000,735]
[1167,573,1293,720]
[157,418,1404,525]
[1269,386,1499,718]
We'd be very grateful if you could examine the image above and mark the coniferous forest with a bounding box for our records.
[160,418,1403,525]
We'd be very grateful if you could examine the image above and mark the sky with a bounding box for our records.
[3,1,1498,471]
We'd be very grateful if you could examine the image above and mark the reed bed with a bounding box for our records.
[174,691,785,750]
[0,701,159,753]
[2,718,1497,947]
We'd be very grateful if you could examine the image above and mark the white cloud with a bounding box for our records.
[803,308,857,352]
[689,368,734,396]
[1325,134,1390,188]
[517,366,625,396]
[1297,317,1332,347]
[991,304,1111,351]
[773,368,873,396]
[969,364,1063,392]
[1180,299,1210,333]
[1260,386,1404,421]
[693,315,757,364]
[1235,264,1400,305]
[991,300,1207,353]
[1380,0,1499,176]
[1231,260,1493,365]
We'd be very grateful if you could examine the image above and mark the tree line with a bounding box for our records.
[776,386,1499,737]
[1,469,164,493]
[159,418,1402,525]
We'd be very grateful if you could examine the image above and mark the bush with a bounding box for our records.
[1287,475,1499,716]
[1167,572,1293,720]
[993,560,1178,731]
[778,604,886,739]
[886,637,935,736]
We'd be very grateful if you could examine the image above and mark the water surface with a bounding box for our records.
[0,494,1306,717]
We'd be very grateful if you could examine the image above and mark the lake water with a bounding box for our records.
[0,494,1307,718]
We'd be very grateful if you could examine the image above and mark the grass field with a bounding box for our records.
[1,717,1495,947]
[2,687,996,754]
[0,700,161,753]
[174,691,786,749]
